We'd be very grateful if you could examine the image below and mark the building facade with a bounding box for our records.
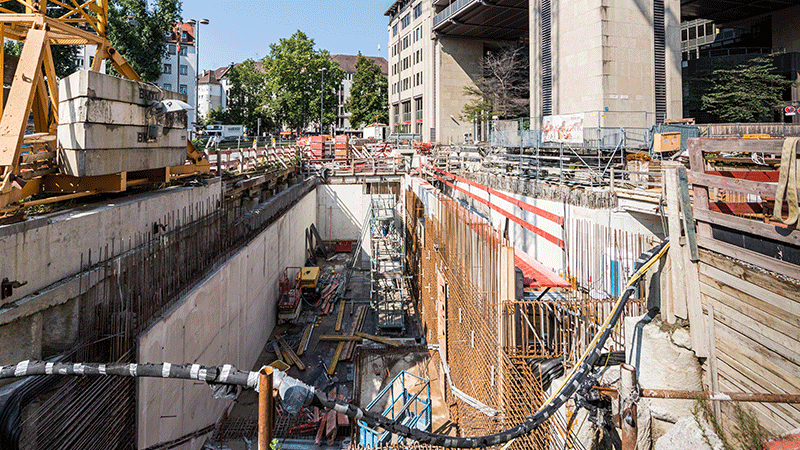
[386,1,434,141]
[330,54,388,132]
[197,67,229,121]
[155,22,198,130]
[386,0,685,144]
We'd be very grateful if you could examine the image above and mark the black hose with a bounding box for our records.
[0,241,669,448]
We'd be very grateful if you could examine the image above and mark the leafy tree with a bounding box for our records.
[461,46,529,121]
[107,0,181,82]
[262,31,344,133]
[701,55,792,123]
[2,3,79,78]
[343,54,388,128]
[221,60,272,134]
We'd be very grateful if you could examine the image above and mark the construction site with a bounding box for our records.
[0,2,798,450]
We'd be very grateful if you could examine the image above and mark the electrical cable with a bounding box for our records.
[0,241,669,448]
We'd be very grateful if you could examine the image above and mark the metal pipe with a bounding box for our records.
[619,363,637,450]
[258,366,273,450]
[640,389,800,404]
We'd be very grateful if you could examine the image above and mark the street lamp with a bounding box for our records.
[187,18,209,138]
[318,67,326,134]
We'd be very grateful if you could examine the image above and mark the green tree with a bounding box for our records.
[2,3,79,78]
[701,55,792,123]
[107,0,181,82]
[262,31,344,133]
[343,54,388,128]
[222,60,272,134]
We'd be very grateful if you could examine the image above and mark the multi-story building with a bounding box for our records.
[385,0,685,143]
[330,54,388,132]
[197,66,232,122]
[386,1,434,141]
[155,22,198,130]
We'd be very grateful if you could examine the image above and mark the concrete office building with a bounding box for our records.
[387,0,683,144]
[386,0,436,141]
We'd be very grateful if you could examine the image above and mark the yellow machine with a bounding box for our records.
[0,0,208,218]
[297,266,320,289]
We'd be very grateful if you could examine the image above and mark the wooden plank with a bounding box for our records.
[281,350,294,367]
[41,172,126,193]
[693,208,799,247]
[678,166,699,261]
[717,368,800,431]
[664,167,684,322]
[699,261,800,323]
[698,237,800,282]
[708,171,780,182]
[683,245,707,357]
[699,271,800,337]
[319,335,362,342]
[20,150,55,164]
[716,346,800,419]
[687,171,791,199]
[354,332,402,347]
[328,341,344,375]
[687,139,712,238]
[713,322,800,401]
[706,292,800,367]
[0,28,47,171]
[717,376,797,433]
[297,323,313,356]
[707,305,721,418]
[280,339,305,371]
[335,301,344,332]
[688,137,787,155]
[709,202,763,215]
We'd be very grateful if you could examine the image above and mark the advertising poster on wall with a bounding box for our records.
[542,113,584,143]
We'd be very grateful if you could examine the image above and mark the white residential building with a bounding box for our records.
[330,54,388,132]
[155,22,198,129]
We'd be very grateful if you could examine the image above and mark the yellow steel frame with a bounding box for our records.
[0,0,208,214]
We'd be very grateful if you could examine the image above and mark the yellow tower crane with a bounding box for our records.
[0,0,208,220]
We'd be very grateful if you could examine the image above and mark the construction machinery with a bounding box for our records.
[278,267,303,323]
[0,0,209,220]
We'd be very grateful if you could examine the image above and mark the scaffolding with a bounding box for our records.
[370,195,406,334]
[358,371,432,447]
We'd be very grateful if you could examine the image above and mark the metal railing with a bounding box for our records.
[432,0,474,27]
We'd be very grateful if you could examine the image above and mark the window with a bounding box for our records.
[179,84,188,95]
[706,23,714,35]
[182,31,189,41]
[168,44,176,55]
[401,14,410,29]
[403,35,409,50]
[688,27,696,40]
[164,83,172,91]
[179,46,187,56]
[163,63,172,74]
[393,23,398,37]
[180,64,188,75]
[393,104,400,126]
[415,98,423,120]
[402,100,411,123]
[681,28,687,41]
[413,3,422,19]
[697,25,704,37]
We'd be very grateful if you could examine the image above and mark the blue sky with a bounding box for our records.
[180,0,395,72]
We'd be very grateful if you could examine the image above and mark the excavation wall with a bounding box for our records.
[137,187,317,449]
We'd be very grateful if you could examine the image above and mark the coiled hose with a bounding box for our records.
[0,241,670,448]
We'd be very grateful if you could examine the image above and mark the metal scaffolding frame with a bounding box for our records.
[370,194,407,334]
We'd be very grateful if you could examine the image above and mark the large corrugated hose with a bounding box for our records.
[0,241,670,448]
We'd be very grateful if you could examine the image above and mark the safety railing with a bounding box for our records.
[432,0,474,27]
[303,156,407,177]
[358,371,432,446]
[686,137,799,279]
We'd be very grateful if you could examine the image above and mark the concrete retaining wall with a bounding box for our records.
[0,182,221,368]
[136,188,317,449]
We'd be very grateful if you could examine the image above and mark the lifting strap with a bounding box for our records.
[774,137,799,226]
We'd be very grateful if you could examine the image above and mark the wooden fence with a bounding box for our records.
[663,138,800,436]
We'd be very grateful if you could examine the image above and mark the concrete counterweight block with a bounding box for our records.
[57,70,189,177]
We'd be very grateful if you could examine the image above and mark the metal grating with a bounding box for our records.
[541,0,552,116]
[654,0,667,124]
